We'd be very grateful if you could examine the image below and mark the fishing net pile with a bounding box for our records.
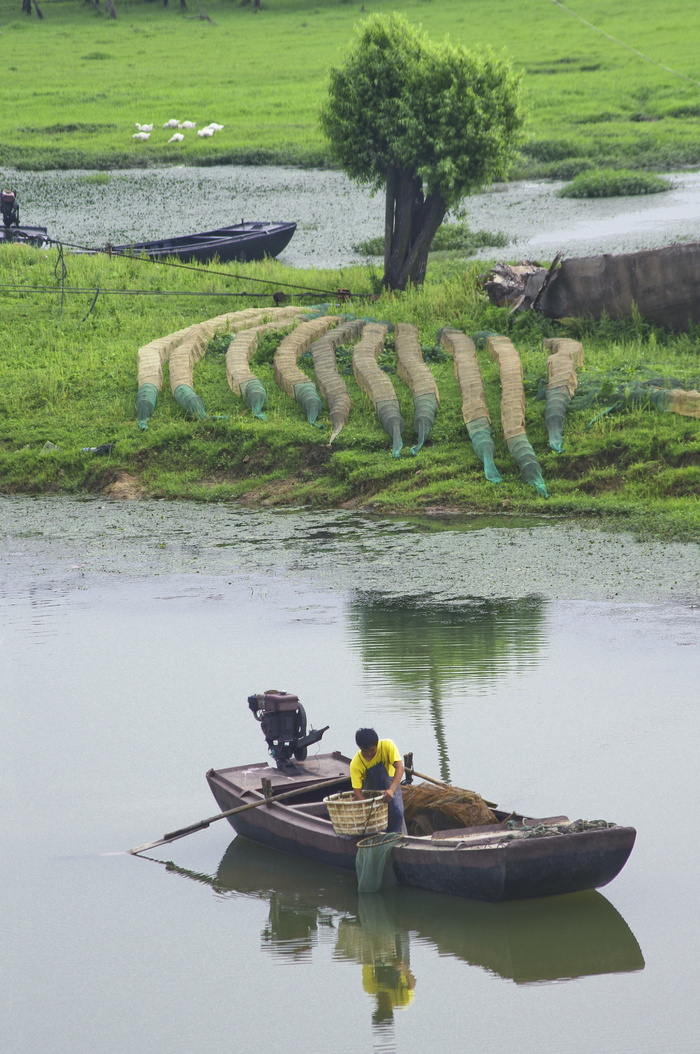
[402,783,497,836]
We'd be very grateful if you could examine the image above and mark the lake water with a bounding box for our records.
[7,165,700,267]
[2,496,700,1054]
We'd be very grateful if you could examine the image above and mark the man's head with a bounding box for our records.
[355,727,379,760]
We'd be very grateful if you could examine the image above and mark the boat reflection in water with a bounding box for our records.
[161,836,643,1036]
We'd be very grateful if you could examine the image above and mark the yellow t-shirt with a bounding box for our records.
[350,739,401,790]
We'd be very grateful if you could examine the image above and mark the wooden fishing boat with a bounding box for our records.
[0,225,50,249]
[206,751,636,903]
[105,220,296,263]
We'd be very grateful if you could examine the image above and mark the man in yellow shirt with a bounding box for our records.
[350,728,406,833]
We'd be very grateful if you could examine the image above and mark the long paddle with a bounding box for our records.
[405,767,498,809]
[127,773,350,856]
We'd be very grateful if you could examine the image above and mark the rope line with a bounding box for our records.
[50,238,367,299]
[550,0,700,87]
[0,283,328,299]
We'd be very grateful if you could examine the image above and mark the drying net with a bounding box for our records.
[543,338,584,452]
[439,327,502,482]
[401,783,497,836]
[487,335,548,497]
[173,383,207,420]
[394,323,440,454]
[356,832,403,893]
[136,382,159,430]
[466,417,502,484]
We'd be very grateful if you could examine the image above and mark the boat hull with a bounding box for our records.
[108,221,296,263]
[0,225,50,249]
[206,756,636,904]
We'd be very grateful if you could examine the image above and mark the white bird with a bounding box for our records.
[197,127,214,138]
[180,121,197,130]
[163,119,181,129]
[168,133,185,143]
[207,123,224,131]
[132,132,151,141]
[135,123,153,132]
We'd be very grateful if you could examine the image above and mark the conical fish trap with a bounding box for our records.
[402,783,497,835]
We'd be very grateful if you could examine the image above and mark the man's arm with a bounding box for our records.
[383,758,404,801]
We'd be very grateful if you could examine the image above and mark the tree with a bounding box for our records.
[319,15,524,290]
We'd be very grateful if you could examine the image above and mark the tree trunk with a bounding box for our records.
[22,0,32,12]
[383,164,396,278]
[382,168,446,290]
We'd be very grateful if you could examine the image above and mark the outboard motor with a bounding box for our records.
[1,190,19,228]
[248,690,328,773]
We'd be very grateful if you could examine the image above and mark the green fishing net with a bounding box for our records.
[240,377,268,420]
[410,393,439,455]
[544,385,571,452]
[466,416,502,483]
[375,399,404,458]
[507,434,549,497]
[173,384,207,420]
[135,382,159,430]
[356,832,402,893]
[293,380,323,425]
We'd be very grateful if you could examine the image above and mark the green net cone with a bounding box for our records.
[410,393,438,455]
[376,398,404,458]
[466,417,502,483]
[294,380,323,426]
[240,377,267,420]
[135,382,158,430]
[544,385,571,452]
[507,434,548,497]
[173,384,207,420]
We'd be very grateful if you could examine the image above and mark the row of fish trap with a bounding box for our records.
[138,314,699,495]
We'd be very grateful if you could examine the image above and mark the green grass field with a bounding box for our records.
[1,242,699,539]
[2,0,700,174]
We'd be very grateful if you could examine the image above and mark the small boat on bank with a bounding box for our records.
[0,225,50,249]
[104,220,297,263]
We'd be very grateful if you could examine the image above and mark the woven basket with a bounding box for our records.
[324,791,388,835]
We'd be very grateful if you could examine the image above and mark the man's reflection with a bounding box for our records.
[335,894,415,1030]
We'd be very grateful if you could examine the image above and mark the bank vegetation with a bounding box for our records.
[1,243,699,542]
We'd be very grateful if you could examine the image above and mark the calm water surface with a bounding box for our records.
[2,497,699,1054]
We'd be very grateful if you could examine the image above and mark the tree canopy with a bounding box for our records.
[320,14,524,289]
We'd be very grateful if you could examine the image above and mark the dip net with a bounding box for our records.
[402,783,497,836]
[356,832,403,893]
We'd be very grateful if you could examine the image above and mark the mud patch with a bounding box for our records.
[100,471,147,500]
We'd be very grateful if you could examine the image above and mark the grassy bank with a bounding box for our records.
[1,242,699,541]
[2,0,700,176]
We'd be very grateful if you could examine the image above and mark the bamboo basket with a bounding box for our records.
[324,791,388,835]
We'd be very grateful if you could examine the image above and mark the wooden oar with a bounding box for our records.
[405,767,498,809]
[127,773,350,856]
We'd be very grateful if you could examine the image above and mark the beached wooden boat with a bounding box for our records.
[0,225,50,249]
[206,751,636,903]
[106,220,296,263]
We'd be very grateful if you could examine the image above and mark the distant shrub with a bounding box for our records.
[558,169,671,198]
[354,223,508,256]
